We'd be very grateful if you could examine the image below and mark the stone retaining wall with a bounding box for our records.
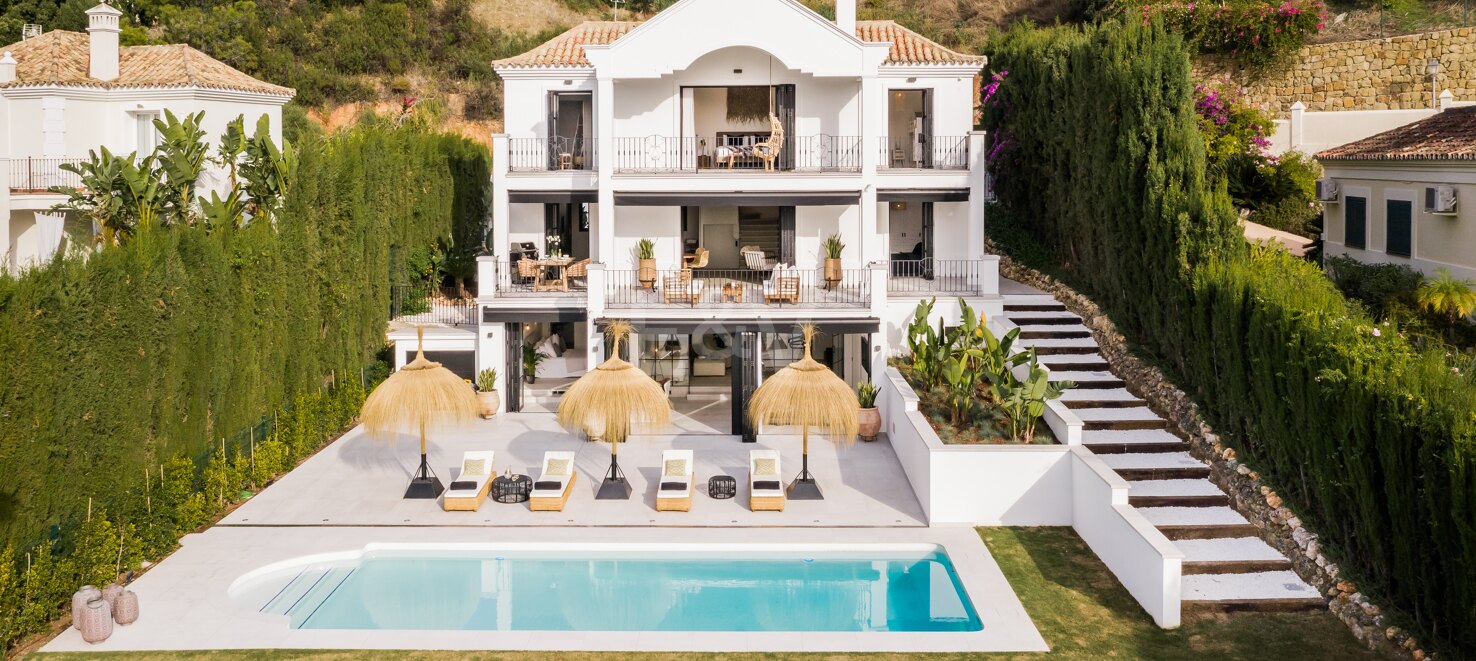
[993,248,1434,660]
[1200,27,1476,115]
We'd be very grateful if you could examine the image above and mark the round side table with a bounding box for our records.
[708,475,737,500]
[492,474,532,504]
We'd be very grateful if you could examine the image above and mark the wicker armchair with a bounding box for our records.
[728,114,785,171]
[516,258,539,284]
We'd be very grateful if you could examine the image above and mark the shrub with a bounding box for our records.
[985,17,1476,655]
[1324,254,1424,316]
[1136,0,1327,68]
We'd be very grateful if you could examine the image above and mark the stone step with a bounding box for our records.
[1018,337,1099,353]
[1181,571,1324,612]
[1037,355,1111,372]
[1003,295,1064,310]
[1061,388,1146,409]
[1177,537,1294,575]
[1018,325,1092,340]
[1127,479,1230,508]
[1074,407,1169,431]
[1050,371,1127,391]
[1098,452,1210,480]
[1007,313,1082,326]
[1081,429,1186,454]
[1140,506,1260,540]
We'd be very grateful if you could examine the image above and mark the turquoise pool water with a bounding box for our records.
[256,548,982,632]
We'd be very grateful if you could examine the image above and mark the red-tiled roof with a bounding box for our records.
[1317,106,1476,161]
[0,30,293,96]
[492,19,985,69]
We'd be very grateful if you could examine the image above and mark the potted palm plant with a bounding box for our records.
[636,238,657,289]
[822,233,845,288]
[522,342,547,384]
[857,381,881,442]
[475,368,500,419]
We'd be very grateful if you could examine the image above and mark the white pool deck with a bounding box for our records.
[41,413,1049,654]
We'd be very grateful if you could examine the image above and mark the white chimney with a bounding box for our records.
[836,0,856,35]
[85,3,121,82]
[0,52,15,84]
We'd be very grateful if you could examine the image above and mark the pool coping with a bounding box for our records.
[42,526,1048,653]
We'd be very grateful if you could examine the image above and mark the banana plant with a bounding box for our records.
[998,354,1074,443]
[151,110,209,226]
[199,187,248,231]
[240,114,296,224]
[213,116,247,188]
[906,297,946,388]
[52,148,130,247]
[940,355,981,427]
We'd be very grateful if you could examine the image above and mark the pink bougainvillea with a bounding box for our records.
[1132,0,1326,68]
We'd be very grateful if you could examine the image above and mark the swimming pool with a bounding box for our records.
[234,544,982,632]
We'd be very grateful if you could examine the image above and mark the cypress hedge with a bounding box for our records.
[985,19,1476,655]
[0,120,489,650]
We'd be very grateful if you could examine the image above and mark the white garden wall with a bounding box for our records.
[878,367,1183,628]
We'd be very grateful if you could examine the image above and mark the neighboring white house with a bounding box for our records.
[451,0,996,438]
[0,3,294,273]
[1317,105,1476,280]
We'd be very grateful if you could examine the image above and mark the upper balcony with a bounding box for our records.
[7,157,83,194]
[611,135,862,175]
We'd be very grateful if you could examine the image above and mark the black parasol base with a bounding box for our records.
[404,453,444,499]
[596,456,632,500]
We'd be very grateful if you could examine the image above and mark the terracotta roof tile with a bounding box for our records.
[1317,107,1476,161]
[492,19,984,69]
[0,31,293,96]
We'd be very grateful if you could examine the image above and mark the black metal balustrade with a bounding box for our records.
[878,136,970,170]
[605,267,870,308]
[508,137,594,172]
[887,259,987,295]
[8,157,84,192]
[612,135,863,174]
[390,284,479,326]
[490,259,589,297]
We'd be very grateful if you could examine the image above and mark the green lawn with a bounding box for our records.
[29,528,1380,661]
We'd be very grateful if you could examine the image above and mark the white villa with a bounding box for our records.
[456,0,999,438]
[0,3,294,273]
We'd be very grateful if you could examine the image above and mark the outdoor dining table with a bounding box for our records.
[534,257,574,292]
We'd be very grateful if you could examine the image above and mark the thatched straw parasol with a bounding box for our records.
[747,325,857,500]
[361,326,481,498]
[557,320,671,499]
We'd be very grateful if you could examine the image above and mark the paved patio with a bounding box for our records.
[220,413,927,528]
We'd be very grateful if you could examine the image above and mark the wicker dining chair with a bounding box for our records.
[566,258,590,288]
[516,258,539,285]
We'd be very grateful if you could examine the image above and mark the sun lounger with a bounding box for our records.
[749,449,785,512]
[530,451,577,511]
[656,449,694,512]
[442,451,495,511]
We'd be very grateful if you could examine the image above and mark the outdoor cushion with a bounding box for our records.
[753,480,782,491]
[753,458,777,476]
[534,480,564,491]
[664,459,688,477]
[546,458,571,476]
[448,480,479,492]
[659,481,687,492]
[462,458,488,476]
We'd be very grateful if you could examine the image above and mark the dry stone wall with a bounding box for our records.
[1200,27,1476,114]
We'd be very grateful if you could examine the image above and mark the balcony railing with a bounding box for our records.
[508,137,594,172]
[879,136,969,170]
[887,259,988,295]
[8,157,84,192]
[605,268,870,308]
[490,259,589,297]
[612,135,863,174]
[390,284,478,326]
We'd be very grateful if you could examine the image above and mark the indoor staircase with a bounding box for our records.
[1004,294,1324,614]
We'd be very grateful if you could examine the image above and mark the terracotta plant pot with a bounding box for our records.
[72,585,101,629]
[477,390,500,419]
[638,258,658,288]
[79,598,112,643]
[114,590,139,625]
[823,258,843,286]
[858,407,881,441]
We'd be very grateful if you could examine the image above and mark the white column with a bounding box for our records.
[594,76,616,265]
[480,323,508,414]
[860,75,883,275]
[41,96,65,158]
[490,134,510,265]
[586,263,608,371]
[1288,101,1305,150]
[966,131,988,261]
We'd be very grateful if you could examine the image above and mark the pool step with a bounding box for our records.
[261,565,330,615]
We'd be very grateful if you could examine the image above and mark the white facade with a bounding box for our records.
[472,0,999,433]
[0,5,293,272]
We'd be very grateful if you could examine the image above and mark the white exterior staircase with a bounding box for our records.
[1004,294,1324,613]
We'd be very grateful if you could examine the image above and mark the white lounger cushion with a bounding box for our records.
[749,450,783,496]
[446,451,495,495]
[659,450,694,494]
[532,452,575,496]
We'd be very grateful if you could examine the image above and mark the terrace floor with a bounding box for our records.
[218,413,926,528]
